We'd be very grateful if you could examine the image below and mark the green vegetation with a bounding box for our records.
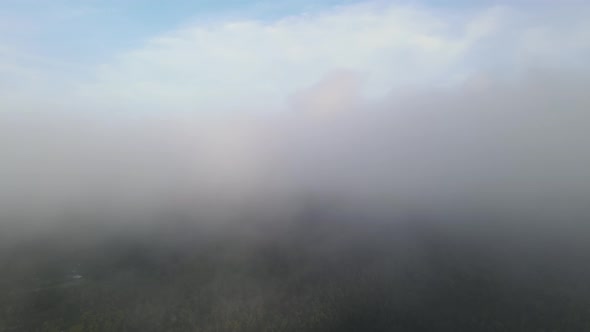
[1,216,589,331]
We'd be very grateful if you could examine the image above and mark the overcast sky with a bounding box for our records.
[1,1,589,234]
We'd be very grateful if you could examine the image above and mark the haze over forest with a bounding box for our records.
[1,1,590,331]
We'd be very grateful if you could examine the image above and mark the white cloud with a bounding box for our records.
[1,2,589,112]
[80,3,498,111]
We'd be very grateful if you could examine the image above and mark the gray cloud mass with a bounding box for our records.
[1,68,589,244]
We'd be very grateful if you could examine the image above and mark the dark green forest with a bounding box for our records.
[1,207,589,332]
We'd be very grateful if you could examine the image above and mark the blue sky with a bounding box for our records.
[1,0,588,112]
[2,0,363,61]
[0,0,511,64]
